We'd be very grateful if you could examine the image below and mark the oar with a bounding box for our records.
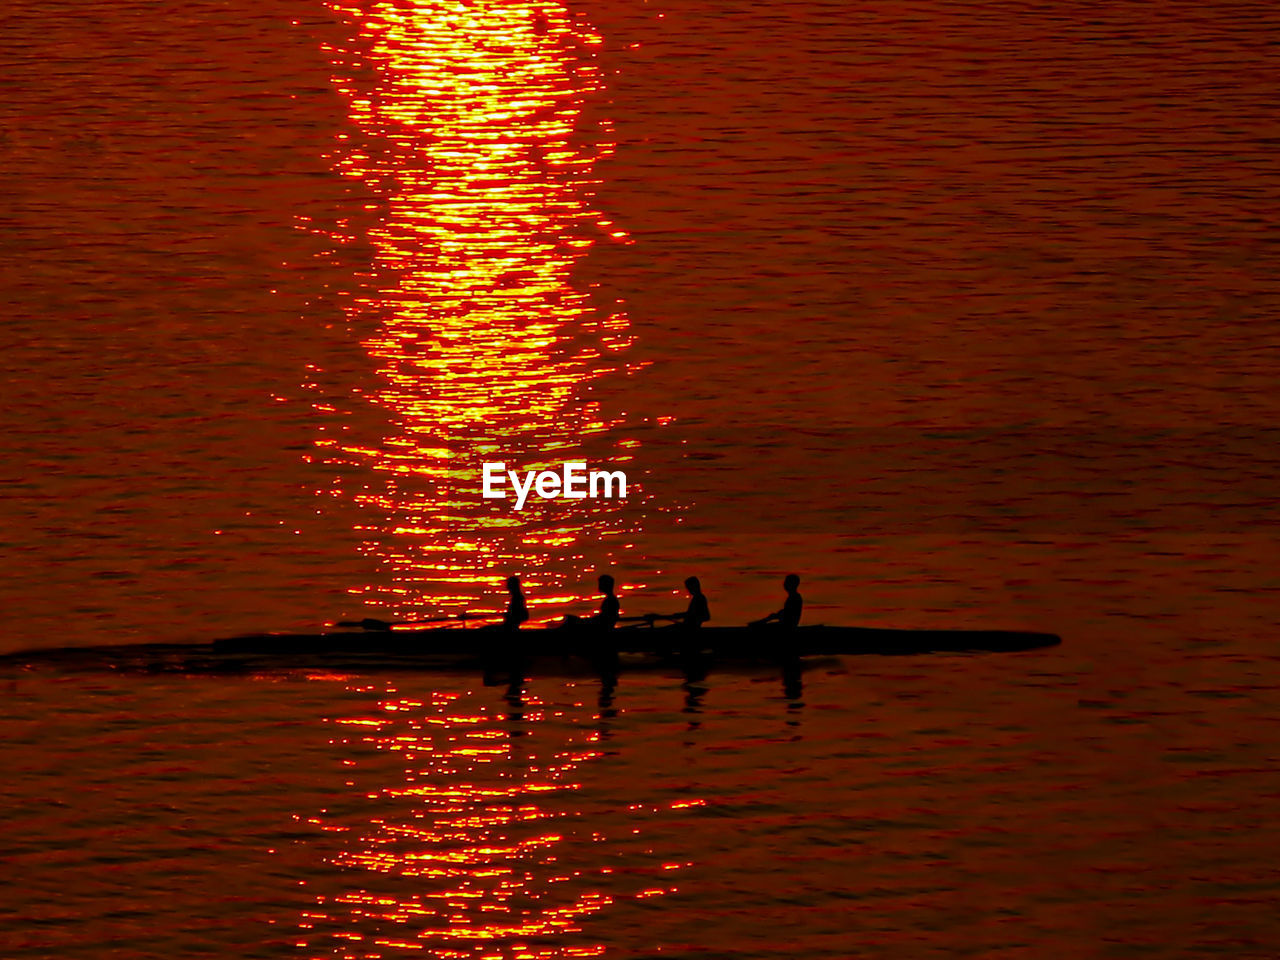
[332,614,481,631]
[617,614,680,629]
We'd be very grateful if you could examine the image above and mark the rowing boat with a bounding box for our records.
[214,624,1060,657]
[0,625,1059,675]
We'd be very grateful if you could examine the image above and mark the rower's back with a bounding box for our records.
[780,574,802,629]
[596,574,620,630]
[503,576,529,630]
[599,592,620,629]
[683,576,710,628]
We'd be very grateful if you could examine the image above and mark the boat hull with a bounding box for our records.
[0,626,1060,675]
[213,624,1060,658]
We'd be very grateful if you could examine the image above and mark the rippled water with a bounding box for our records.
[4,645,1279,958]
[1,0,1277,955]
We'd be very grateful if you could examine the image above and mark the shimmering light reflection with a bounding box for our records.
[316,0,642,620]
[299,684,691,958]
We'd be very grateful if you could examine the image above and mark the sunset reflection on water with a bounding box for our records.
[297,682,692,958]
[314,0,644,623]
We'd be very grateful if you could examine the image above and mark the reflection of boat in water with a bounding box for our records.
[0,626,1060,675]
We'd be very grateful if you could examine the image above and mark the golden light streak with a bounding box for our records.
[290,680,706,958]
[313,0,645,625]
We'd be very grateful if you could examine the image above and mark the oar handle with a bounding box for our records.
[617,613,680,628]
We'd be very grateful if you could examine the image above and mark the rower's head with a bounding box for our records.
[684,575,701,594]
[598,574,615,594]
[506,575,521,594]
[784,573,801,592]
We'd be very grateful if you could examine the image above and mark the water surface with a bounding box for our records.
[0,0,1277,955]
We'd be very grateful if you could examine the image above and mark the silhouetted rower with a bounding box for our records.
[559,574,622,677]
[561,574,620,631]
[502,575,529,631]
[753,574,802,629]
[588,574,621,677]
[482,575,528,686]
[671,576,710,628]
[594,574,620,630]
